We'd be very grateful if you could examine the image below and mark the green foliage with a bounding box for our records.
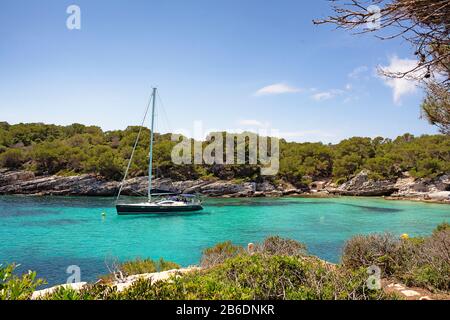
[89,148,124,181]
[0,122,448,183]
[342,226,450,292]
[120,258,159,275]
[64,254,393,300]
[255,236,307,257]
[121,257,180,276]
[364,157,399,180]
[40,286,82,300]
[279,142,333,186]
[0,148,25,169]
[8,226,450,300]
[100,258,181,283]
[342,233,402,275]
[421,81,450,135]
[200,241,244,268]
[0,263,45,300]
[434,222,450,233]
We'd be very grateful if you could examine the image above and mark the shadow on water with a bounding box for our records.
[206,199,333,207]
[0,195,115,209]
[340,203,403,213]
[19,218,89,227]
[118,211,211,220]
[0,208,62,218]
[205,198,404,214]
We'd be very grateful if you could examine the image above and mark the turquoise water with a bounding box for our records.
[0,195,448,286]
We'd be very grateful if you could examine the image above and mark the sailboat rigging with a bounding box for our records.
[115,88,203,215]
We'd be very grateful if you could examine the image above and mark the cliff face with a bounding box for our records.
[328,170,398,196]
[0,169,299,198]
[0,169,449,203]
[327,170,450,203]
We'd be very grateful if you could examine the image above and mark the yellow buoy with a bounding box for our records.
[400,233,409,240]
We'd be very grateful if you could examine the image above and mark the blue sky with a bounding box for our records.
[0,0,439,143]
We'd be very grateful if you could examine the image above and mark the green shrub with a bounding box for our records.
[434,222,450,233]
[100,258,180,283]
[403,228,450,291]
[39,286,82,300]
[120,258,158,275]
[0,149,25,169]
[117,254,395,300]
[342,229,450,292]
[255,236,307,257]
[342,233,402,275]
[121,258,180,275]
[0,263,45,300]
[78,283,120,300]
[7,229,450,300]
[41,283,122,300]
[200,241,244,268]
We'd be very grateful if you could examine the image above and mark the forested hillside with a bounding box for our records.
[0,122,449,187]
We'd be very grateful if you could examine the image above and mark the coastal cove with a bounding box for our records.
[1,169,450,203]
[0,195,448,286]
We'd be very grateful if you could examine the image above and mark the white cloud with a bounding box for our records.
[312,92,333,101]
[312,89,344,101]
[349,66,368,79]
[254,83,302,96]
[237,119,267,127]
[379,56,421,104]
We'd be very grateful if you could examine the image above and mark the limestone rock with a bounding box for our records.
[332,170,397,196]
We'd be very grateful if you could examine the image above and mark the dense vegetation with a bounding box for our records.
[0,122,449,187]
[1,225,448,300]
[0,263,45,300]
[342,222,450,292]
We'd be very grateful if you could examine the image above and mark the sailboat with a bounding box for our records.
[115,88,203,215]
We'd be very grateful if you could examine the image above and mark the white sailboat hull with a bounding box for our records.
[116,202,203,214]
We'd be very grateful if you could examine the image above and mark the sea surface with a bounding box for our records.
[0,196,448,286]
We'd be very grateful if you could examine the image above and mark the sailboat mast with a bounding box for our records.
[148,87,157,202]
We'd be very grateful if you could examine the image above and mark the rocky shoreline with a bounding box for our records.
[0,169,449,204]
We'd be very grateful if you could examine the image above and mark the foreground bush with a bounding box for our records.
[43,254,395,300]
[120,258,180,276]
[342,233,402,275]
[100,258,180,283]
[42,237,396,300]
[342,223,450,292]
[200,241,244,268]
[254,236,307,257]
[200,236,307,269]
[0,264,45,300]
